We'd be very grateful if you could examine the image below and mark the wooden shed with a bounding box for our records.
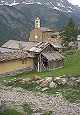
[27,42,64,72]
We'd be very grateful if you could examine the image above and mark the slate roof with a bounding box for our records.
[42,52,64,61]
[0,40,64,62]
[2,40,49,53]
[39,27,54,32]
[28,42,49,53]
[51,43,63,49]
[2,40,37,50]
[0,47,33,62]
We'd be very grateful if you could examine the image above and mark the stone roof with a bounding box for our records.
[0,47,33,62]
[39,27,54,32]
[27,42,49,53]
[51,43,63,49]
[2,40,37,50]
[0,40,64,62]
[2,40,50,53]
[42,52,64,61]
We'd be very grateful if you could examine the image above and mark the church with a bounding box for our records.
[0,17,64,75]
[29,17,62,45]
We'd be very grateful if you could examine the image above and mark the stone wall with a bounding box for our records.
[0,67,33,77]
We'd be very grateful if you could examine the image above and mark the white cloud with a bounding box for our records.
[68,0,80,6]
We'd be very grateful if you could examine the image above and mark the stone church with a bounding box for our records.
[29,17,62,45]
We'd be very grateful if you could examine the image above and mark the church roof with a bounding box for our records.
[39,27,54,32]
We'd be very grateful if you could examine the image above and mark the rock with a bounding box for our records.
[25,78,31,82]
[76,79,80,83]
[45,77,52,83]
[49,81,57,88]
[54,77,60,80]
[42,87,48,92]
[40,80,49,87]
[67,80,75,86]
[61,78,67,85]
[54,77,67,85]
[32,75,41,81]
[3,80,7,83]
[70,77,77,81]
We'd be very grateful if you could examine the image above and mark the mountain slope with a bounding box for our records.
[0,0,80,45]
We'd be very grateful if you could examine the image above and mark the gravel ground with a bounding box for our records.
[0,85,80,115]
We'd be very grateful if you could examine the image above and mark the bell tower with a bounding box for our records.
[35,17,41,28]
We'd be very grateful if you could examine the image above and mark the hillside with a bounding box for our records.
[0,0,80,45]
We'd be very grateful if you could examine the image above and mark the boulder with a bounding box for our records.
[42,87,48,92]
[45,77,53,83]
[32,75,41,81]
[49,81,57,88]
[54,77,67,85]
[40,80,49,87]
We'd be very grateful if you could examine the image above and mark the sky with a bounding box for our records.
[68,0,80,6]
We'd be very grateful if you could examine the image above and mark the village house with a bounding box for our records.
[0,40,64,75]
[29,17,62,45]
[0,46,34,74]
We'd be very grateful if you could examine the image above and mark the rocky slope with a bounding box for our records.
[1,85,80,114]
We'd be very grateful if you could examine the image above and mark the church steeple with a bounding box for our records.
[35,17,41,28]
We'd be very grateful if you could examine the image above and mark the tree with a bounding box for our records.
[61,18,78,43]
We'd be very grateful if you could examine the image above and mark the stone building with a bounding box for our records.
[0,40,64,75]
[0,47,34,74]
[29,17,62,44]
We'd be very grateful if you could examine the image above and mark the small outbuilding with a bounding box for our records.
[27,42,64,72]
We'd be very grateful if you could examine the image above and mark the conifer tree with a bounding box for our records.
[61,18,78,43]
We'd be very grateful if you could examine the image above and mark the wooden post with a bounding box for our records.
[38,56,40,72]
[37,54,42,72]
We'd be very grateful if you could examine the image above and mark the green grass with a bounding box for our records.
[0,109,23,115]
[45,86,80,103]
